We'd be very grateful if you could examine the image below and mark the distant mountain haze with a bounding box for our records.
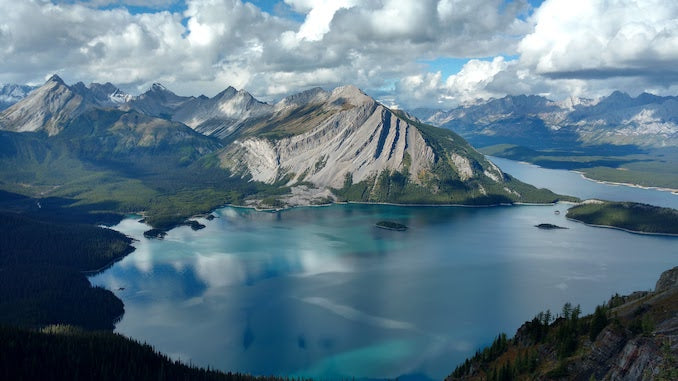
[415,93,678,149]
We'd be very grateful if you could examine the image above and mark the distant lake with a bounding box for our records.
[91,158,677,380]
[489,156,678,209]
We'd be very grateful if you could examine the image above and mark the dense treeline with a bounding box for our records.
[0,127,287,230]
[566,201,678,234]
[0,325,305,381]
[0,212,133,271]
[449,302,596,380]
[0,265,123,330]
[0,206,133,329]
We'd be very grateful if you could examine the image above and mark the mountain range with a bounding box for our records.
[0,75,566,229]
[413,92,678,150]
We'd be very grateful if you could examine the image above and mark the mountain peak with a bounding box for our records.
[47,74,65,85]
[150,83,168,92]
[332,84,364,97]
[330,85,373,107]
[215,86,238,99]
[607,90,631,100]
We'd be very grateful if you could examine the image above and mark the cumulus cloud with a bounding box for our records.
[0,0,676,110]
[519,0,678,81]
[0,0,530,101]
[394,0,678,108]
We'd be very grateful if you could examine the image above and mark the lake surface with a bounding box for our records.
[91,159,677,380]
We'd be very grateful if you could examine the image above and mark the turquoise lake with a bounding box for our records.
[91,159,677,380]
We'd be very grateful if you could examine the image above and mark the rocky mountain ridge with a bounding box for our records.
[0,76,569,217]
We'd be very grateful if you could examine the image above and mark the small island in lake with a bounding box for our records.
[376,221,408,231]
[182,220,206,231]
[535,223,567,229]
[143,228,167,239]
[566,201,678,235]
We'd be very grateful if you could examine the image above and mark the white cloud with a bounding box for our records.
[291,0,358,42]
[393,0,678,108]
[519,0,678,79]
[0,0,676,110]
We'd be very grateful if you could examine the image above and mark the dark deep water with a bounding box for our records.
[91,158,677,380]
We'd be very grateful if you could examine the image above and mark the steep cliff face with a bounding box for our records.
[221,86,429,187]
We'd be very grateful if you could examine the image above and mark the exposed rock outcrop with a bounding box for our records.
[655,266,678,293]
[219,85,510,202]
[448,266,678,381]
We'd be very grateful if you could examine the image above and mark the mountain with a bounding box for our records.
[0,75,87,136]
[73,81,133,107]
[172,86,272,138]
[0,83,36,111]
[219,85,567,206]
[422,92,678,149]
[0,76,570,229]
[123,83,192,118]
[0,75,138,136]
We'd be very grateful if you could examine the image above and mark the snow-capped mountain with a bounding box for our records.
[421,92,678,149]
[0,84,36,111]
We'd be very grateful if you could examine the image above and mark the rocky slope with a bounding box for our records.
[448,266,678,381]
[0,75,139,136]
[0,75,87,135]
[418,92,678,149]
[217,85,564,206]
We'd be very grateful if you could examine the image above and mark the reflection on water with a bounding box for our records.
[91,203,676,380]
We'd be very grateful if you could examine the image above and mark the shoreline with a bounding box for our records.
[566,217,678,237]
[82,241,137,275]
[573,171,678,194]
[130,200,563,237]
[486,154,678,194]
[230,199,560,213]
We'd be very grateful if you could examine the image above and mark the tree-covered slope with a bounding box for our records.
[448,267,678,381]
[0,325,302,381]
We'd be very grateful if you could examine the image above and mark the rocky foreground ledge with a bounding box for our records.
[448,266,678,380]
